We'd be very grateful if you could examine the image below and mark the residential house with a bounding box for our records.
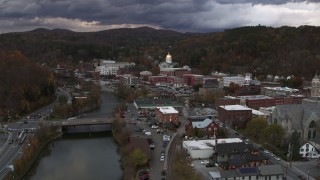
[299,142,320,159]
[185,117,219,137]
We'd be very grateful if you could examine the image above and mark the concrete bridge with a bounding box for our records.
[58,117,136,134]
[60,117,114,134]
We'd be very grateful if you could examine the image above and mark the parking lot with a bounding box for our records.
[125,103,174,180]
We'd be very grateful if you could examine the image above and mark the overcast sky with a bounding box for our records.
[0,0,319,33]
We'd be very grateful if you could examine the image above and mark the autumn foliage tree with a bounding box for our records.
[0,51,55,120]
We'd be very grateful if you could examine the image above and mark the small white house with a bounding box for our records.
[299,142,320,159]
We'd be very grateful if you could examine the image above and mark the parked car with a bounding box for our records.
[145,131,152,136]
[201,160,209,165]
[151,125,158,129]
[149,143,155,149]
[160,155,165,162]
[206,161,217,167]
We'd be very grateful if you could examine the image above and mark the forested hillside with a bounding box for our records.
[0,51,55,119]
[172,26,320,78]
[0,25,319,79]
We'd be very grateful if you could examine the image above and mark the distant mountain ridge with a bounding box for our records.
[0,25,319,78]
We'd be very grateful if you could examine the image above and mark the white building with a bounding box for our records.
[311,74,320,97]
[220,76,246,88]
[182,138,243,159]
[94,59,135,75]
[299,142,320,159]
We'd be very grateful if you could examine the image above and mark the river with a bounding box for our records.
[30,93,123,180]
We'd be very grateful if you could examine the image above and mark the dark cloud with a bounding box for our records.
[216,0,320,5]
[0,0,319,33]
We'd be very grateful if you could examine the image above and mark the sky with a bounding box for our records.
[0,0,319,33]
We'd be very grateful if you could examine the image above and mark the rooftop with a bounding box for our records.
[183,138,243,150]
[157,106,179,114]
[219,105,265,116]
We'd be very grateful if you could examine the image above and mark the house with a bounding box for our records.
[155,106,179,125]
[218,105,253,129]
[182,138,243,159]
[258,165,284,180]
[299,142,320,159]
[208,165,284,180]
[216,142,269,170]
[185,117,219,137]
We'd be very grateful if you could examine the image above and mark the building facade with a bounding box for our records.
[218,105,253,129]
[155,106,179,124]
[311,74,320,97]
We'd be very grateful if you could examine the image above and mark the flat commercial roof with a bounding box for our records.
[158,106,179,114]
[183,138,243,150]
[219,105,265,116]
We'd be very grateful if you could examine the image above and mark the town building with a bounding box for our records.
[216,142,269,170]
[119,74,139,86]
[185,117,219,137]
[269,97,320,143]
[94,59,135,76]
[299,142,320,159]
[139,71,152,81]
[218,105,265,129]
[220,76,246,88]
[215,95,305,110]
[155,106,179,124]
[183,74,204,86]
[311,74,320,97]
[209,165,284,180]
[133,98,183,111]
[182,138,243,159]
[261,86,300,97]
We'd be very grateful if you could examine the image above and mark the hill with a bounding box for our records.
[0,25,319,78]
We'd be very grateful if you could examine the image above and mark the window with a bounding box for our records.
[300,148,304,152]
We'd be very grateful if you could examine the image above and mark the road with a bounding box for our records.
[0,133,32,178]
[0,91,60,179]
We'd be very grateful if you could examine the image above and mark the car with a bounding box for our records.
[201,160,209,165]
[263,150,270,154]
[151,125,158,129]
[149,143,155,149]
[139,173,149,180]
[161,170,166,176]
[145,131,152,136]
[161,151,165,156]
[206,162,216,167]
[156,129,164,134]
[269,153,276,157]
[274,156,281,161]
[160,155,165,162]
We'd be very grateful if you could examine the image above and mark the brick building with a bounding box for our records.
[183,74,204,86]
[185,117,219,137]
[155,106,179,124]
[218,105,253,129]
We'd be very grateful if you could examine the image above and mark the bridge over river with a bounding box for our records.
[52,117,136,134]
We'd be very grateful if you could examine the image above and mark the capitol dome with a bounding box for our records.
[165,53,172,64]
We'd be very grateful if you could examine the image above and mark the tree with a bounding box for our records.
[262,124,285,147]
[290,131,301,161]
[245,116,268,142]
[130,149,148,169]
